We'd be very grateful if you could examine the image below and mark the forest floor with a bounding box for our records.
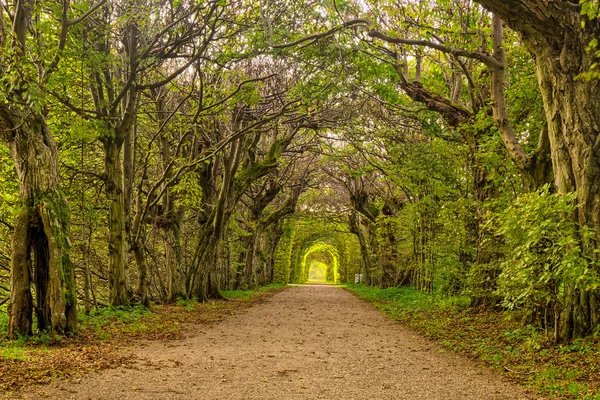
[10,284,536,399]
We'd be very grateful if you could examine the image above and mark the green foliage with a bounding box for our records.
[79,305,152,327]
[221,290,254,300]
[273,221,296,284]
[258,283,287,291]
[0,311,8,335]
[172,170,204,209]
[492,185,599,316]
[581,0,600,21]
[0,345,27,360]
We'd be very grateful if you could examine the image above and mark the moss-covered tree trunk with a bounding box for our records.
[189,222,225,302]
[3,114,77,338]
[104,139,130,306]
[349,211,372,285]
[265,223,282,284]
[243,225,262,289]
[132,244,149,306]
[165,214,185,301]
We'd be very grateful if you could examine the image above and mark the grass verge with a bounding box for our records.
[0,283,287,394]
[346,283,600,400]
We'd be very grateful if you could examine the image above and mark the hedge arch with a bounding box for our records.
[299,241,340,283]
[272,218,362,284]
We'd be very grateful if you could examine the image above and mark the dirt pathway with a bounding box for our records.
[22,285,537,399]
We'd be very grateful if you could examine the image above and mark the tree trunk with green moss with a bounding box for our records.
[2,113,77,338]
[103,139,130,307]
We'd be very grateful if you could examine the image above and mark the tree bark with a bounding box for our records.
[8,210,33,337]
[3,114,77,337]
[132,244,149,306]
[349,211,372,285]
[104,139,130,306]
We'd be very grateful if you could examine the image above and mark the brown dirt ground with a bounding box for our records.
[16,285,542,399]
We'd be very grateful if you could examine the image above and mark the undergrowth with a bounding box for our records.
[346,283,600,400]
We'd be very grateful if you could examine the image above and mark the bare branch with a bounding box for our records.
[272,18,372,49]
[367,30,500,69]
[67,0,107,26]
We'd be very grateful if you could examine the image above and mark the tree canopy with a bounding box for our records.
[1,0,600,344]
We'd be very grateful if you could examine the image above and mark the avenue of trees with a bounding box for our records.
[1,0,600,343]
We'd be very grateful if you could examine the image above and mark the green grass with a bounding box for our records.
[0,345,27,360]
[221,290,254,299]
[346,283,600,399]
[222,283,287,300]
[0,311,8,335]
[259,282,287,291]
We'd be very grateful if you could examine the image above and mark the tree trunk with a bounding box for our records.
[9,210,33,337]
[189,222,225,301]
[235,233,252,289]
[165,212,185,301]
[244,224,263,289]
[4,115,77,338]
[349,211,372,285]
[477,2,600,339]
[532,12,600,340]
[104,139,130,306]
[132,244,149,306]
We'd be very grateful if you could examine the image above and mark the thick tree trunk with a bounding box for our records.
[349,211,372,285]
[4,115,77,338]
[531,16,600,340]
[9,210,33,337]
[104,140,130,306]
[189,222,225,301]
[477,2,600,339]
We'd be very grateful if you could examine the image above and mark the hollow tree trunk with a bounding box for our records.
[9,210,33,337]
[4,115,77,338]
[104,139,129,306]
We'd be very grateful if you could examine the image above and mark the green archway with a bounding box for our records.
[299,241,340,284]
[272,218,362,284]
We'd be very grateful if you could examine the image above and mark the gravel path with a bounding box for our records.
[24,285,537,399]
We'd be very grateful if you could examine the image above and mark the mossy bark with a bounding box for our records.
[104,140,130,306]
[4,114,77,338]
[8,210,33,338]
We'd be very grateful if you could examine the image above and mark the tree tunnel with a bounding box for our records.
[300,242,340,284]
[272,218,363,285]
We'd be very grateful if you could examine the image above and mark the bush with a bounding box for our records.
[492,184,599,339]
